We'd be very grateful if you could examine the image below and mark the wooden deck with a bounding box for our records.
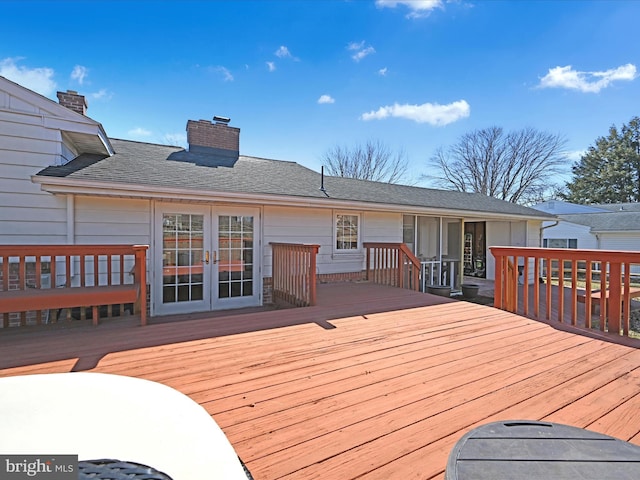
[2,282,640,479]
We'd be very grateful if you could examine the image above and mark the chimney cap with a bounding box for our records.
[213,115,231,124]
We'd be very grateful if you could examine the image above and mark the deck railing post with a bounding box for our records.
[133,245,148,326]
[494,254,503,309]
[397,247,403,289]
[608,261,622,334]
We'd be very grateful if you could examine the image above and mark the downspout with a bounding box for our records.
[438,217,443,266]
[459,218,465,289]
[66,194,75,283]
[538,220,559,284]
[66,194,75,244]
[539,220,559,247]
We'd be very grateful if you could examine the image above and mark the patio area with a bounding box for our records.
[2,282,640,479]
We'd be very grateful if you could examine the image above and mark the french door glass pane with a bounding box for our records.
[162,213,204,304]
[218,215,254,299]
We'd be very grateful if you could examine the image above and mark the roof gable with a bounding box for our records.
[1,76,92,122]
[0,76,112,156]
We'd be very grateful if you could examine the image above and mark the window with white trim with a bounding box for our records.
[335,214,359,251]
[543,238,578,249]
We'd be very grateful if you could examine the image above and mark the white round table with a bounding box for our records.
[0,372,249,479]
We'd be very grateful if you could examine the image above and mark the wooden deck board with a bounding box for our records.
[255,341,628,478]
[2,282,640,479]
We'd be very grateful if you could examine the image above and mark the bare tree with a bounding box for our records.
[321,140,409,183]
[427,127,567,204]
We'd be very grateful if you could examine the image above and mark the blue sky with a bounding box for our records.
[2,0,638,187]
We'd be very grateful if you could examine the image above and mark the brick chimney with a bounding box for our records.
[56,90,88,115]
[186,117,239,160]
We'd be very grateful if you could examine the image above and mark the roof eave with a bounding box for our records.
[32,177,550,221]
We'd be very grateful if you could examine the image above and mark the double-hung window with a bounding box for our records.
[335,214,359,251]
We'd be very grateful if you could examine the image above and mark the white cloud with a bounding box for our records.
[318,94,335,104]
[266,61,276,72]
[0,57,56,96]
[274,45,299,61]
[348,41,375,62]
[538,64,636,93]
[213,66,234,82]
[70,65,88,85]
[91,88,112,100]
[275,46,292,58]
[128,127,152,137]
[361,99,470,126]
[376,0,443,18]
[378,67,388,76]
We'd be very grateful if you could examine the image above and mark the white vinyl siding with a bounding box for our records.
[263,207,403,277]
[484,220,541,281]
[74,197,152,245]
[527,220,541,248]
[0,114,67,244]
[600,234,640,275]
[599,233,640,251]
[485,221,509,280]
[263,206,333,277]
[363,212,402,243]
[0,83,110,245]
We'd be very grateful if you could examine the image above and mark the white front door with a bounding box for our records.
[154,204,260,316]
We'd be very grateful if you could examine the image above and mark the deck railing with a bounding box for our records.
[270,243,320,307]
[421,259,460,292]
[0,244,147,327]
[491,246,640,339]
[364,243,421,291]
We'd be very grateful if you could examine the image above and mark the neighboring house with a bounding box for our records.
[533,200,640,251]
[0,76,554,317]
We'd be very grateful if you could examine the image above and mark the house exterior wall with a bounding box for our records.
[74,196,151,245]
[599,233,640,275]
[527,220,540,248]
[484,220,540,280]
[598,232,640,252]
[263,206,401,277]
[485,221,509,280]
[541,221,596,249]
[0,101,68,244]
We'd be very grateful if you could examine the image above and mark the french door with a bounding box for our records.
[154,204,260,315]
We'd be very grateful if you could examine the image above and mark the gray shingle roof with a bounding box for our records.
[37,138,552,218]
[593,203,640,213]
[559,212,640,232]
